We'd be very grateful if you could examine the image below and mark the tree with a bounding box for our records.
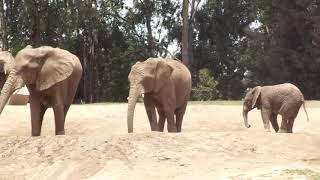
[0,0,7,50]
[192,0,257,99]
[182,0,201,68]
[244,0,320,99]
[182,0,189,66]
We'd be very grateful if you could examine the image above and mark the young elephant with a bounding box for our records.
[243,83,309,133]
[127,58,192,133]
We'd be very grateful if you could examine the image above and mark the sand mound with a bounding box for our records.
[0,103,319,179]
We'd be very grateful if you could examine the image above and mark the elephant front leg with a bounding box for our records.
[175,104,187,132]
[164,110,177,133]
[53,104,66,135]
[29,96,47,136]
[260,109,271,132]
[157,108,166,132]
[143,95,159,131]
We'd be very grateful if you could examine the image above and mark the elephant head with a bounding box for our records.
[127,58,173,133]
[0,45,75,114]
[242,86,262,128]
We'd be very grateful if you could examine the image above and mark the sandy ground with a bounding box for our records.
[0,102,319,179]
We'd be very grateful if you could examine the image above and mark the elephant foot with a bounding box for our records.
[264,129,271,132]
[31,130,41,136]
[151,125,160,132]
[168,127,177,133]
[278,129,288,133]
[151,129,160,132]
[55,130,65,135]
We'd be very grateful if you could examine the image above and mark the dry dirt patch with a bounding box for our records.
[0,103,319,179]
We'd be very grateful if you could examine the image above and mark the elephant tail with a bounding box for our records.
[302,101,309,122]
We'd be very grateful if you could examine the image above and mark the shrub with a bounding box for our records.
[192,68,220,100]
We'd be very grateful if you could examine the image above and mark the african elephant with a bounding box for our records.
[0,45,83,136]
[127,58,192,133]
[0,51,15,90]
[0,51,30,105]
[243,83,309,133]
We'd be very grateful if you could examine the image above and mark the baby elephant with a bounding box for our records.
[242,83,309,133]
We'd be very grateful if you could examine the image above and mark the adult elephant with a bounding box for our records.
[0,51,15,90]
[242,83,309,133]
[0,51,29,105]
[0,45,83,136]
[127,58,192,133]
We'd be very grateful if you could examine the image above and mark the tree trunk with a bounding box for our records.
[188,0,198,69]
[182,0,190,67]
[83,46,89,103]
[144,0,155,57]
[0,0,8,50]
[25,0,41,46]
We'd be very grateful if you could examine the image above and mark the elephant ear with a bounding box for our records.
[154,60,173,92]
[251,86,262,109]
[36,49,75,91]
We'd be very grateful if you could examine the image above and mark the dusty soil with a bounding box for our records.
[0,103,319,179]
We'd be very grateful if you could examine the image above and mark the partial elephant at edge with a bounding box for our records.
[0,45,83,136]
[0,51,29,105]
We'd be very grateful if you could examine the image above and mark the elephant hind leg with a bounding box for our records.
[175,105,187,132]
[287,117,296,133]
[286,108,299,133]
[269,113,279,132]
[279,116,288,133]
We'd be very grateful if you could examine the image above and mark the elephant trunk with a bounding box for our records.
[127,86,141,133]
[242,107,251,128]
[0,70,17,114]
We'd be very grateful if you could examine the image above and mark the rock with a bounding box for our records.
[8,86,29,105]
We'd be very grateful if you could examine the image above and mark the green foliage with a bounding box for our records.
[191,0,257,99]
[2,0,320,102]
[192,68,220,101]
[243,0,320,99]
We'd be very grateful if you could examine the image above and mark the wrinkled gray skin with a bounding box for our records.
[0,45,83,136]
[127,58,192,133]
[243,83,309,133]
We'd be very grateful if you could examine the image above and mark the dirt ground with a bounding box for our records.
[0,102,319,179]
